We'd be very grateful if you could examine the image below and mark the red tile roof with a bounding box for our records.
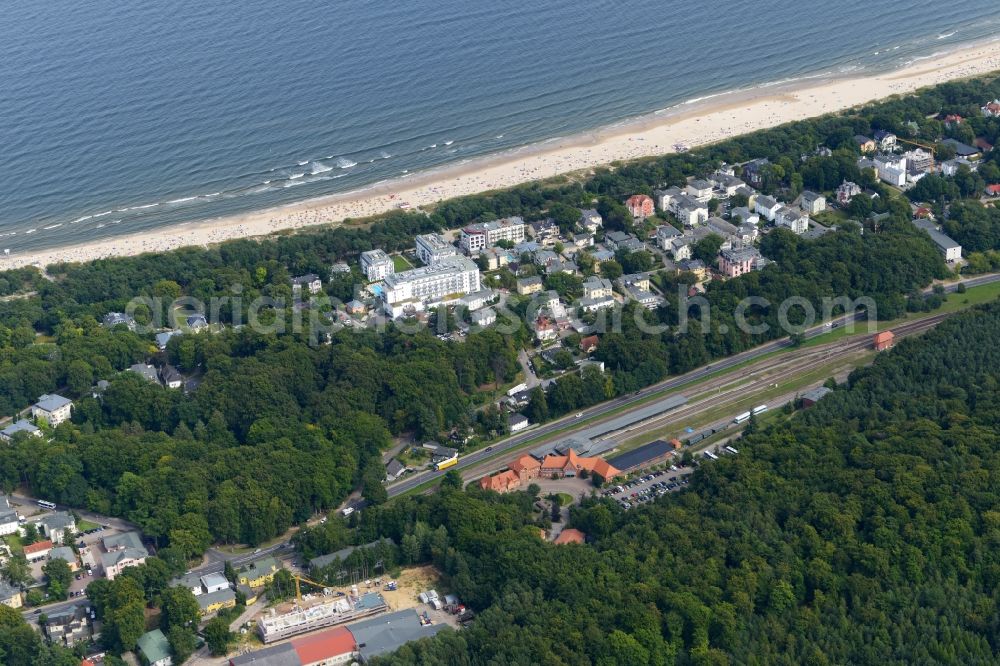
[292,626,355,662]
[987,184,1000,195]
[553,528,586,545]
[509,455,540,475]
[23,540,53,555]
[874,331,895,345]
[479,470,520,493]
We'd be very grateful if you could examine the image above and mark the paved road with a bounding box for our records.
[387,273,1000,497]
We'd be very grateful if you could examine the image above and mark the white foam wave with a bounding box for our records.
[495,135,504,139]
[43,224,62,230]
[289,173,305,180]
[938,31,956,39]
[336,158,357,169]
[25,229,35,235]
[298,160,309,166]
[443,140,453,146]
[311,161,333,174]
[380,151,392,159]
[71,215,92,224]
[166,196,199,205]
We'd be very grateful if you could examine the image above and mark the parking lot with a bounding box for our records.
[603,464,696,510]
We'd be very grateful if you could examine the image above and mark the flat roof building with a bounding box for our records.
[381,256,481,318]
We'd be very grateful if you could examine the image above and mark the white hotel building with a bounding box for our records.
[415,233,458,265]
[459,217,526,254]
[381,256,481,317]
[360,249,395,282]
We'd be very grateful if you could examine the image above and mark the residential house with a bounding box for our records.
[579,209,603,233]
[529,218,560,244]
[31,394,73,426]
[625,194,654,220]
[572,232,593,248]
[653,186,682,212]
[360,250,395,282]
[155,329,182,351]
[160,365,183,389]
[873,130,897,151]
[238,556,280,588]
[942,138,982,161]
[904,148,935,176]
[742,158,770,187]
[674,196,709,226]
[625,285,662,309]
[44,604,91,646]
[854,135,876,153]
[508,414,529,433]
[346,299,367,316]
[943,113,964,127]
[729,206,759,225]
[718,247,762,278]
[129,363,161,385]
[291,274,323,296]
[414,233,457,266]
[677,259,707,281]
[456,288,496,312]
[705,216,738,240]
[579,335,600,354]
[137,629,173,666]
[835,180,862,205]
[470,307,496,327]
[0,420,41,442]
[619,273,650,292]
[582,276,613,300]
[516,276,544,295]
[534,315,558,342]
[459,217,526,254]
[101,531,148,580]
[685,179,714,202]
[198,588,237,616]
[330,261,351,275]
[655,224,681,249]
[385,459,406,482]
[709,173,746,197]
[987,184,1000,197]
[736,223,759,244]
[799,191,826,214]
[605,231,645,253]
[0,582,23,609]
[859,154,907,187]
[553,528,586,545]
[201,572,230,594]
[941,157,978,177]
[24,540,53,562]
[981,100,1000,118]
[775,207,809,234]
[0,496,19,536]
[37,511,76,544]
[754,195,782,222]
[579,294,616,313]
[48,546,79,571]
[102,312,136,331]
[185,314,209,331]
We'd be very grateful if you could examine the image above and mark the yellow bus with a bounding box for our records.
[434,457,458,471]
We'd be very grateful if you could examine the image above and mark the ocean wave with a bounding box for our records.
[297,160,309,166]
[25,229,35,235]
[938,31,956,39]
[336,157,357,169]
[311,161,333,174]
[165,196,199,205]
[443,140,453,146]
[289,173,305,179]
[43,223,62,230]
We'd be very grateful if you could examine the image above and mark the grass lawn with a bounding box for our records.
[3,534,24,555]
[76,519,100,532]
[555,493,575,506]
[392,254,413,271]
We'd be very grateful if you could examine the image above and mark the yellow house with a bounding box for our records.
[0,583,23,610]
[237,584,258,605]
[238,556,280,588]
[198,588,236,616]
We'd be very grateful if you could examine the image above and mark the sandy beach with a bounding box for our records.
[6,39,1000,270]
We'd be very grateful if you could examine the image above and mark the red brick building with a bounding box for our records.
[873,331,895,351]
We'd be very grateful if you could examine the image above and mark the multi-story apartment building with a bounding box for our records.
[360,249,395,282]
[459,217,526,254]
[414,233,457,265]
[381,257,481,317]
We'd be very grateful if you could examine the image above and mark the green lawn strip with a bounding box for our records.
[392,254,413,271]
[75,519,100,532]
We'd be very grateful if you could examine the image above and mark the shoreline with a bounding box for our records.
[5,38,1000,270]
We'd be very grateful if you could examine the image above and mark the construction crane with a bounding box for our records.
[293,573,331,603]
[895,137,938,172]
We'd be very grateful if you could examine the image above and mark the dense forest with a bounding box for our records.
[1,75,1000,557]
[286,300,1000,665]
